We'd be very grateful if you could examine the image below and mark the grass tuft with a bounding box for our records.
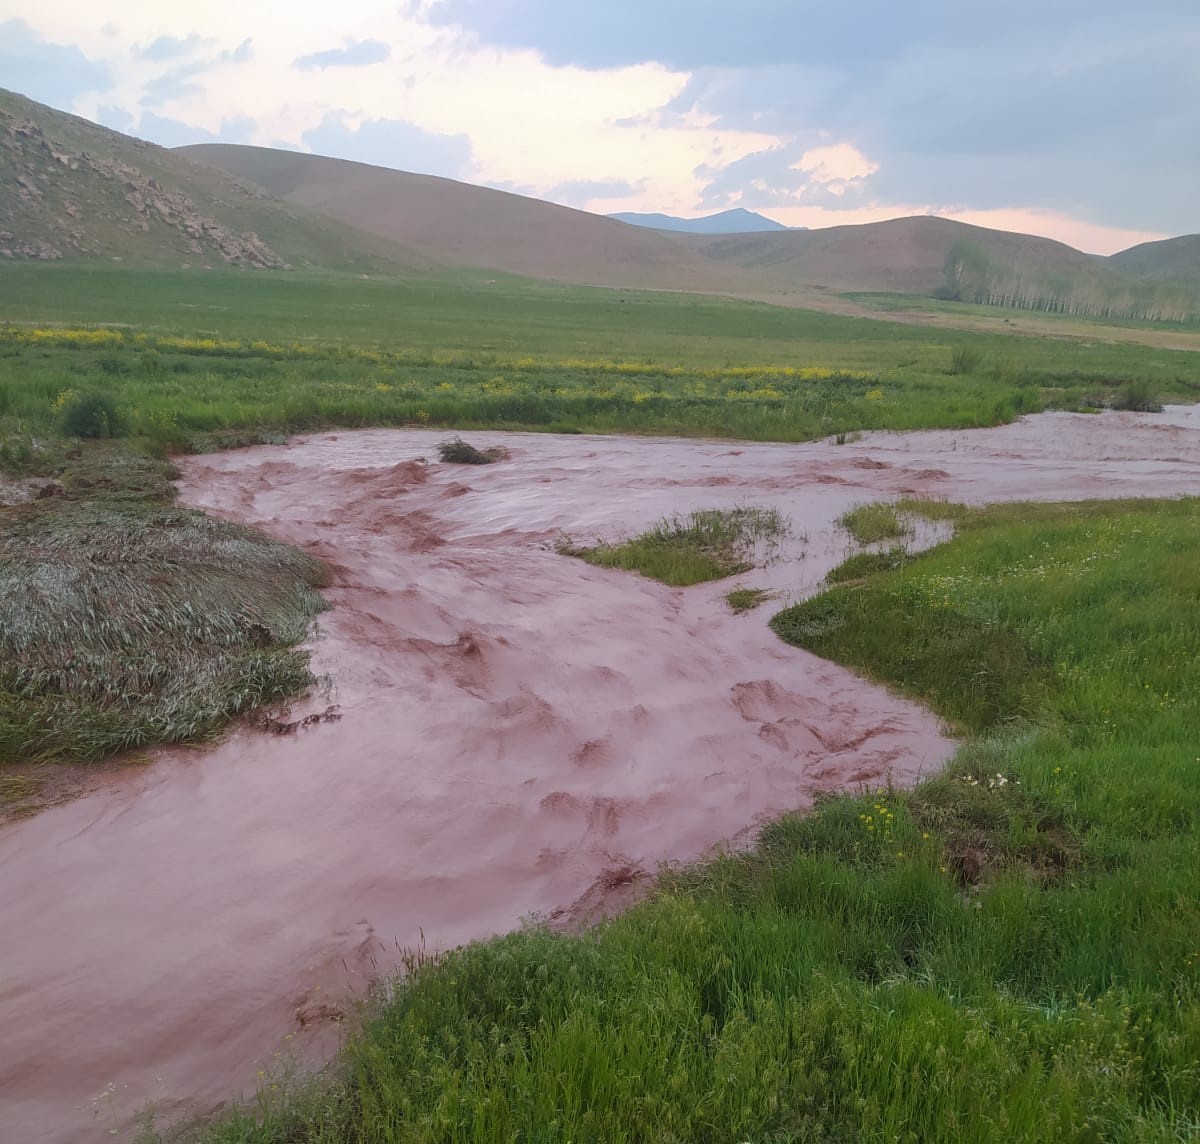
[563,507,787,587]
[838,501,913,545]
[725,586,774,613]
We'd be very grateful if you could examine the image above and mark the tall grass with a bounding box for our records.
[186,497,1200,1143]
[0,456,329,762]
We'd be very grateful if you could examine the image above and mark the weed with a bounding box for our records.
[950,346,984,374]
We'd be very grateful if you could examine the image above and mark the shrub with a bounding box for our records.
[1110,379,1163,413]
[61,392,125,439]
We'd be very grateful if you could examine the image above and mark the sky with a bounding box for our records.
[2,0,1196,254]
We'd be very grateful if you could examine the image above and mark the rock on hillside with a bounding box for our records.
[0,107,284,268]
[0,90,427,273]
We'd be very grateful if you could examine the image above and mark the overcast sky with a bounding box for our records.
[2,0,1196,253]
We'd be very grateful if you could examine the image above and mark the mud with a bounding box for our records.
[2,408,1199,1141]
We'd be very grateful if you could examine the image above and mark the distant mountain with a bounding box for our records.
[0,88,424,271]
[609,208,791,234]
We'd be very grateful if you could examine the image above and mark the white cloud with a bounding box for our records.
[792,142,878,196]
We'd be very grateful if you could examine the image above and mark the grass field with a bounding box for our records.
[179,496,1200,1143]
[2,265,1200,456]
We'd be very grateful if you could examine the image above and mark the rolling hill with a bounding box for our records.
[178,144,775,295]
[0,89,425,272]
[677,217,1199,321]
[1110,234,1200,287]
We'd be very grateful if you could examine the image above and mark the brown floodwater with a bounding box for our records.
[2,408,1199,1141]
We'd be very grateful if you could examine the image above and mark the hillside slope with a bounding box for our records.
[0,90,426,272]
[1110,234,1200,286]
[178,144,779,295]
[678,216,1102,293]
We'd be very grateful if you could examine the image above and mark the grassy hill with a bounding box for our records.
[680,216,1199,322]
[0,89,426,273]
[178,144,776,295]
[1110,234,1200,287]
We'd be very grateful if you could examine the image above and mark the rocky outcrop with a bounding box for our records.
[0,111,287,268]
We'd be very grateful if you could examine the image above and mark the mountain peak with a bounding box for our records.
[609,208,792,235]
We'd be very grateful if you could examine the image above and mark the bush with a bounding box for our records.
[61,391,125,439]
[1110,379,1163,413]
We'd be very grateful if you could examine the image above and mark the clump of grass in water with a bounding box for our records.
[436,437,508,464]
[0,458,329,763]
[838,501,913,545]
[563,506,787,587]
[725,586,774,613]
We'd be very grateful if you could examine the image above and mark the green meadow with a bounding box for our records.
[2,264,1199,456]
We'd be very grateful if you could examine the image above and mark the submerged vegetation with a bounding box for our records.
[435,437,506,464]
[725,586,775,613]
[185,495,1200,1143]
[563,507,787,587]
[0,450,328,766]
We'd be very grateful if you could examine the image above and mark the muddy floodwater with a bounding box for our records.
[3,408,1200,1141]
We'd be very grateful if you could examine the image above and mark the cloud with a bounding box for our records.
[0,18,111,106]
[136,111,256,149]
[433,0,1200,236]
[142,61,209,107]
[141,33,205,62]
[302,113,474,179]
[294,39,391,71]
